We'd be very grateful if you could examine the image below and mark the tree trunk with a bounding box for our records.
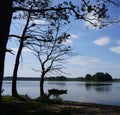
[0,0,13,99]
[12,12,31,97]
[40,73,45,96]
[12,40,24,97]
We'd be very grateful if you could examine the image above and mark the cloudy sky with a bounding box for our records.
[63,18,120,78]
[5,2,120,78]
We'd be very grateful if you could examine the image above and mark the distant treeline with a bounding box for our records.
[3,76,85,81]
[45,76,85,81]
[4,73,120,82]
[4,77,40,81]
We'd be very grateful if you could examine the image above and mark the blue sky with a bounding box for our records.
[5,2,120,78]
[64,21,120,78]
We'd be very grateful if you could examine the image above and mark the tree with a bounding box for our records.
[0,0,120,99]
[85,74,92,81]
[55,76,67,81]
[10,1,53,97]
[0,0,13,98]
[11,0,69,97]
[105,73,113,81]
[11,11,32,97]
[28,19,71,96]
[92,72,113,81]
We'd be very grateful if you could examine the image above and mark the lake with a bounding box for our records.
[2,81,120,106]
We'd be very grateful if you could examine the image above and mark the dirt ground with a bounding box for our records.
[46,101,120,115]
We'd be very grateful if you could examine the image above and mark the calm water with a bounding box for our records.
[2,81,120,106]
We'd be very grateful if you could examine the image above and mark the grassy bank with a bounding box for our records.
[0,96,120,115]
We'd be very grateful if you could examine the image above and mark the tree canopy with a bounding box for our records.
[85,72,113,81]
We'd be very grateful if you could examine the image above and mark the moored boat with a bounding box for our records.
[48,88,67,94]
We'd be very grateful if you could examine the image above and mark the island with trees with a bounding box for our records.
[85,72,113,81]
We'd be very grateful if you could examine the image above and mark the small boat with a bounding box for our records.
[48,88,67,94]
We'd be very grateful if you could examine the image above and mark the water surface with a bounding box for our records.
[2,81,120,106]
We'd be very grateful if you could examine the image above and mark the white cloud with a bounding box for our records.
[64,34,78,44]
[84,13,102,29]
[70,34,78,39]
[93,37,111,46]
[67,55,102,66]
[65,39,73,44]
[110,46,120,54]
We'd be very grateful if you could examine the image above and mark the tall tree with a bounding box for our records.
[0,0,13,98]
[11,1,52,97]
[11,11,31,97]
[28,19,71,96]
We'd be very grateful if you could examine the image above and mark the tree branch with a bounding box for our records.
[13,6,73,13]
[9,34,21,39]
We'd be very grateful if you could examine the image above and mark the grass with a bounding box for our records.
[0,95,120,115]
[0,96,54,115]
[0,95,71,115]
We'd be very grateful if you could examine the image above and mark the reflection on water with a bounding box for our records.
[2,81,120,106]
[85,82,112,92]
[3,81,12,84]
[47,82,66,86]
[94,86,112,92]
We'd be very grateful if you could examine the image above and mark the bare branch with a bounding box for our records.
[9,34,21,39]
[13,6,73,13]
[107,0,120,6]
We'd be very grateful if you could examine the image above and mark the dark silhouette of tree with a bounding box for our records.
[85,74,92,81]
[55,76,67,81]
[45,76,67,81]
[92,72,113,81]
[85,72,113,81]
[11,10,32,97]
[93,72,105,81]
[0,0,13,99]
[105,73,113,81]
[28,19,71,96]
[10,1,54,98]
[10,1,70,97]
[0,0,120,99]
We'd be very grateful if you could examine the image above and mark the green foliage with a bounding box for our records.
[45,76,67,81]
[85,74,92,81]
[55,76,67,81]
[1,95,32,102]
[85,72,113,81]
[1,95,22,102]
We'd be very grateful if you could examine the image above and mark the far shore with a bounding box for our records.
[3,76,120,82]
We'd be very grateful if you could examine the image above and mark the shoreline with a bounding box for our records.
[45,100,120,114]
[2,94,120,107]
[1,96,120,115]
[54,100,120,114]
[62,100,120,107]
